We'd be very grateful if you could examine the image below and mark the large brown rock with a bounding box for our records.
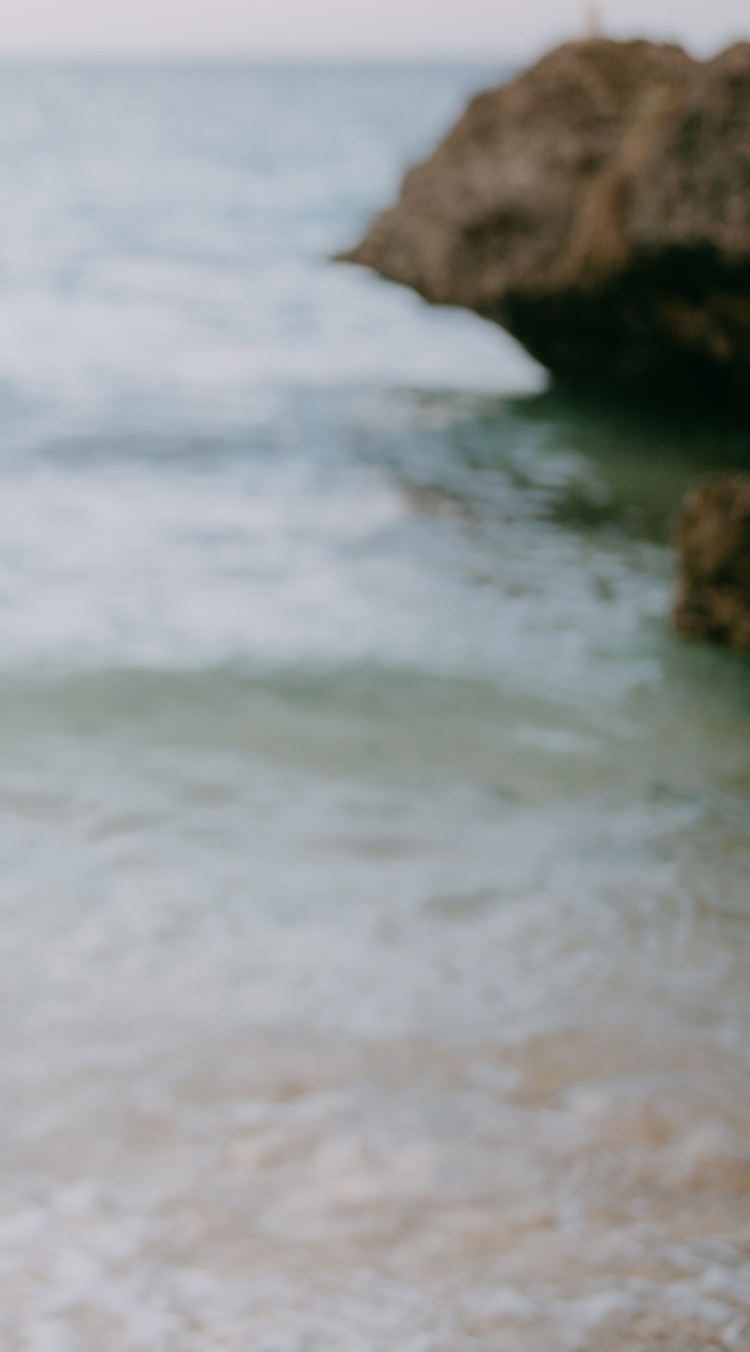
[674,478,750,651]
[339,39,750,401]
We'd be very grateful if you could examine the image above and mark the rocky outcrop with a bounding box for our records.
[674,478,750,651]
[339,39,750,402]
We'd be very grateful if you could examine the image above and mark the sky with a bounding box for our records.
[0,0,747,62]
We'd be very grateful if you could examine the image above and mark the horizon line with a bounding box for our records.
[0,35,739,66]
[0,50,524,65]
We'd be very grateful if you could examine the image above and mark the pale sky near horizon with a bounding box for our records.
[0,1,747,62]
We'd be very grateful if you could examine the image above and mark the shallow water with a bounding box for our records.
[0,63,748,1351]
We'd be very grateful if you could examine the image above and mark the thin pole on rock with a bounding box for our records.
[585,4,602,37]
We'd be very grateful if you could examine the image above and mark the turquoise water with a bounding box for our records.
[0,64,748,1350]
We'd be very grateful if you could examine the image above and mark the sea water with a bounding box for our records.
[0,63,747,1352]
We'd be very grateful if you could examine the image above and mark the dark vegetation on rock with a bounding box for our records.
[674,478,750,652]
[339,39,750,404]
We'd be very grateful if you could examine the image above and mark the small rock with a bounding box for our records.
[674,478,750,651]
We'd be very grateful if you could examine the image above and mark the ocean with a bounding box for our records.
[0,62,748,1351]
